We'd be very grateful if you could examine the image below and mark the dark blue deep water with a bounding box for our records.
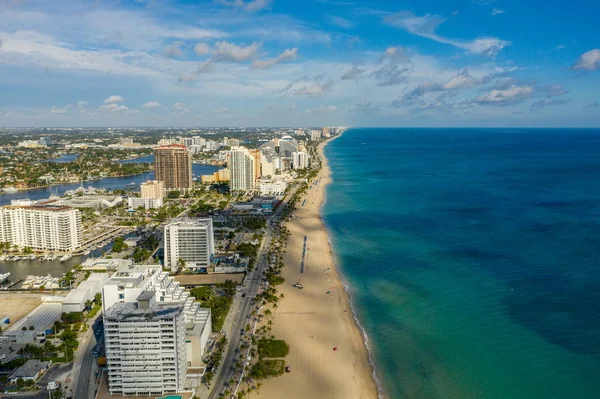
[323,129,600,399]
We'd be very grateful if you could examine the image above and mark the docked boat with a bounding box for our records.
[59,254,72,262]
[3,187,18,193]
[0,273,10,284]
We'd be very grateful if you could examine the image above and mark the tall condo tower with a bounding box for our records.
[154,144,192,190]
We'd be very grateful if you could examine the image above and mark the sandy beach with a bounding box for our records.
[259,135,380,399]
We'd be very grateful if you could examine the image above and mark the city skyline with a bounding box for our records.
[1,0,599,128]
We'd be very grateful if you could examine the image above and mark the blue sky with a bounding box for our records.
[0,0,598,127]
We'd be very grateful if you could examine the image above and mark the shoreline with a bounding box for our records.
[320,132,386,399]
[260,131,381,399]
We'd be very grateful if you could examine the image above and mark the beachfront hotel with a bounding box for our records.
[229,146,256,191]
[154,144,192,190]
[104,293,187,396]
[163,218,215,272]
[0,203,82,251]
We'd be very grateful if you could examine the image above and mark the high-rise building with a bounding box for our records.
[322,127,331,137]
[250,149,261,181]
[164,218,215,272]
[292,151,310,170]
[193,136,206,147]
[278,136,298,157]
[104,293,187,396]
[228,138,240,147]
[230,146,256,191]
[0,203,82,251]
[154,145,192,190]
[310,130,322,141]
[140,180,165,199]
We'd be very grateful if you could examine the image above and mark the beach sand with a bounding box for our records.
[259,136,379,399]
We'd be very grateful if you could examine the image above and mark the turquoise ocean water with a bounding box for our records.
[323,129,600,399]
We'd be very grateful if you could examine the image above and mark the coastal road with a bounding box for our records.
[74,319,101,399]
[208,185,299,399]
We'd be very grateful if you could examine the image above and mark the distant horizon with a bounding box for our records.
[2,126,600,130]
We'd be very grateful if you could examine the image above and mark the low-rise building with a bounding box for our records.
[9,360,51,383]
[62,273,108,313]
[127,197,163,210]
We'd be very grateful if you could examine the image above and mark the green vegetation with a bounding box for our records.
[250,359,285,380]
[268,275,285,285]
[167,190,181,199]
[111,236,128,253]
[202,336,228,387]
[189,280,238,331]
[132,232,159,263]
[242,216,267,230]
[236,243,258,270]
[257,339,289,358]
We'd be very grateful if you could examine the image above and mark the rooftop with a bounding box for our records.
[166,217,213,228]
[9,359,51,379]
[104,301,183,322]
[5,302,63,333]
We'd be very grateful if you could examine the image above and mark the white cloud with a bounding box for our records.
[293,80,334,96]
[172,102,187,110]
[476,85,534,104]
[572,49,600,71]
[340,66,366,81]
[443,69,481,89]
[383,11,510,57]
[218,0,273,12]
[99,103,129,112]
[329,16,353,29]
[491,8,505,16]
[212,41,262,62]
[194,42,211,56]
[142,101,161,108]
[251,47,298,69]
[162,41,184,58]
[306,105,338,113]
[197,60,216,73]
[51,106,68,114]
[178,73,196,82]
[75,101,88,110]
[214,107,229,114]
[529,98,571,111]
[104,95,124,104]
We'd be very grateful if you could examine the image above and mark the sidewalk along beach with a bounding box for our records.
[259,135,380,399]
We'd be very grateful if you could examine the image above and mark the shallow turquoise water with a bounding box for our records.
[323,129,600,399]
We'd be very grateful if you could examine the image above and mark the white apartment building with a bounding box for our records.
[292,151,310,170]
[164,218,215,272]
[259,180,288,196]
[228,138,240,147]
[127,197,163,210]
[102,264,212,394]
[230,146,256,191]
[104,293,187,396]
[140,180,165,199]
[0,204,82,251]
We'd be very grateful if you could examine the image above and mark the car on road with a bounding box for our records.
[241,293,246,298]
[92,350,99,358]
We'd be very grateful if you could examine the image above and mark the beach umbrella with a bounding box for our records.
[333,347,338,351]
